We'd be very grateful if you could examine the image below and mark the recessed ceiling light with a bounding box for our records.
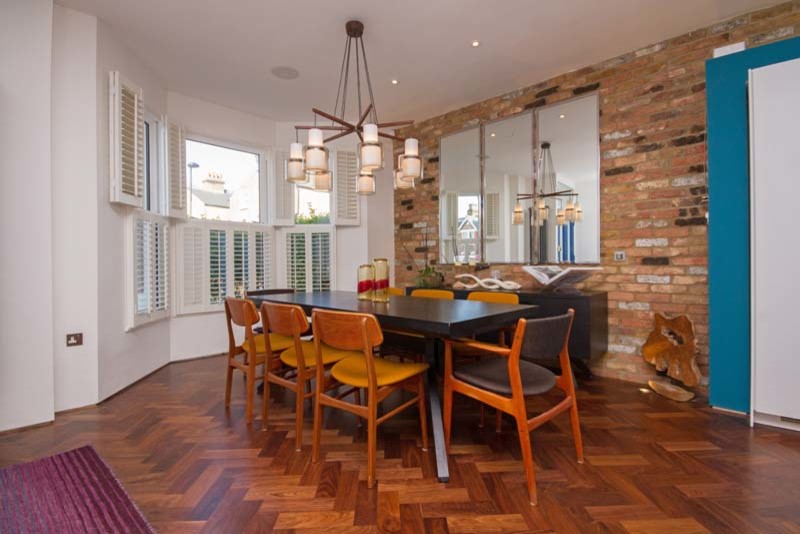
[270,66,299,80]
[559,114,566,119]
[471,40,480,47]
[490,133,496,137]
[391,79,398,85]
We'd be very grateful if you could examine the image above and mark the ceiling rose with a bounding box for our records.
[270,66,300,80]
[289,20,421,194]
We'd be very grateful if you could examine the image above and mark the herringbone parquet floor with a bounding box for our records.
[1,355,799,533]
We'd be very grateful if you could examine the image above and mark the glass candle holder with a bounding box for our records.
[357,264,375,301]
[372,258,390,303]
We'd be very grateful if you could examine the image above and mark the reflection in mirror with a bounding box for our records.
[535,94,600,264]
[439,127,481,264]
[485,112,533,263]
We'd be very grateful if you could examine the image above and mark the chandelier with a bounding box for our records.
[289,20,420,193]
[512,142,581,226]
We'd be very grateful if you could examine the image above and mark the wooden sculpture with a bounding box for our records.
[642,313,701,401]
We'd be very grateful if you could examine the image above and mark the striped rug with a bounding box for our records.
[0,445,153,533]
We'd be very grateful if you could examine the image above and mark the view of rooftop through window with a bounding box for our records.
[185,139,260,223]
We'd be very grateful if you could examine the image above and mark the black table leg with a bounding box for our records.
[424,337,449,483]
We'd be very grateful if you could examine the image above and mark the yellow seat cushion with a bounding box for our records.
[241,333,294,354]
[280,341,361,368]
[331,355,429,388]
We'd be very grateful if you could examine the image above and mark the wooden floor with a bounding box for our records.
[1,356,799,533]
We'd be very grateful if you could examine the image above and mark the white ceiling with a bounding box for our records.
[58,0,780,123]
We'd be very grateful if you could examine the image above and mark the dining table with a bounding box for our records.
[249,290,540,482]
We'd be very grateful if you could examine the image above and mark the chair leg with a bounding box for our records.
[568,397,584,463]
[443,378,453,450]
[225,360,234,407]
[245,371,255,424]
[495,409,503,433]
[294,380,305,451]
[312,393,323,463]
[515,413,538,506]
[367,405,378,488]
[261,372,270,431]
[417,375,429,451]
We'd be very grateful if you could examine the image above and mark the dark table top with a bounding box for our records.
[250,291,539,338]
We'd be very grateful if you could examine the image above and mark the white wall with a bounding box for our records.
[51,5,100,412]
[96,20,172,398]
[0,0,55,431]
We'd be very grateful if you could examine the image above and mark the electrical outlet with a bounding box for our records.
[66,333,83,347]
[614,250,627,262]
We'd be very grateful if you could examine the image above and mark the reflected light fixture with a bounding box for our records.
[512,202,524,225]
[291,20,417,194]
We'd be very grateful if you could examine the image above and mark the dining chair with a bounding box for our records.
[465,291,521,430]
[443,310,583,506]
[387,287,405,297]
[224,297,294,426]
[311,309,429,488]
[244,288,296,334]
[410,288,454,300]
[260,302,360,450]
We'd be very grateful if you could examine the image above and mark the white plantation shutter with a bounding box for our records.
[311,231,332,291]
[485,192,500,240]
[177,224,205,315]
[334,150,359,225]
[254,229,274,290]
[126,212,169,329]
[166,120,187,218]
[109,71,144,207]
[233,230,249,298]
[272,150,295,225]
[285,231,307,291]
[209,228,227,305]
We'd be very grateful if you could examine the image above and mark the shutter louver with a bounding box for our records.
[153,221,168,311]
[109,71,144,207]
[127,213,170,329]
[311,231,332,292]
[272,150,295,225]
[180,225,204,312]
[167,121,187,218]
[286,232,307,291]
[134,219,150,315]
[254,230,273,290]
[485,192,500,240]
[233,230,249,298]
[334,150,359,225]
[209,229,227,305]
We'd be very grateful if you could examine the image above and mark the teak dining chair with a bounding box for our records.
[465,291,521,430]
[410,288,454,300]
[260,302,359,450]
[443,311,583,506]
[225,297,294,425]
[311,309,429,488]
[387,287,405,297]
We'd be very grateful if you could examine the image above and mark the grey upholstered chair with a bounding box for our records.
[443,310,584,506]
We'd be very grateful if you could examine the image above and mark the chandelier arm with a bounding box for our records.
[359,31,379,124]
[295,125,350,131]
[324,130,355,143]
[312,108,356,129]
[341,36,352,120]
[377,131,404,142]
[356,104,373,128]
[331,34,349,127]
[376,120,414,128]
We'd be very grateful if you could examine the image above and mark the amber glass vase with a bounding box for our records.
[357,264,375,301]
[372,258,390,302]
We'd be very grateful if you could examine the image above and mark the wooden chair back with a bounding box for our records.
[410,289,454,300]
[508,310,575,374]
[260,302,309,338]
[467,291,520,305]
[387,287,405,297]
[225,297,260,354]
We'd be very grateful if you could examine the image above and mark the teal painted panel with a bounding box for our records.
[706,37,800,412]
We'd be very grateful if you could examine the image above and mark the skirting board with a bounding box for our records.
[753,412,800,432]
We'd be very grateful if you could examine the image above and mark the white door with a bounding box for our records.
[749,57,800,429]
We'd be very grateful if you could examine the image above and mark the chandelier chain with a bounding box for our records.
[360,35,379,124]
[355,38,363,121]
[331,34,349,127]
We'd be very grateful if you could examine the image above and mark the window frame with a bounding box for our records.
[142,109,167,216]
[184,133,268,225]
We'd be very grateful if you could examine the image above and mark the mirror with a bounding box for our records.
[437,92,599,265]
[535,94,600,264]
[484,112,533,263]
[439,127,481,264]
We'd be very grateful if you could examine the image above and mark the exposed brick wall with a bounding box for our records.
[393,2,800,384]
